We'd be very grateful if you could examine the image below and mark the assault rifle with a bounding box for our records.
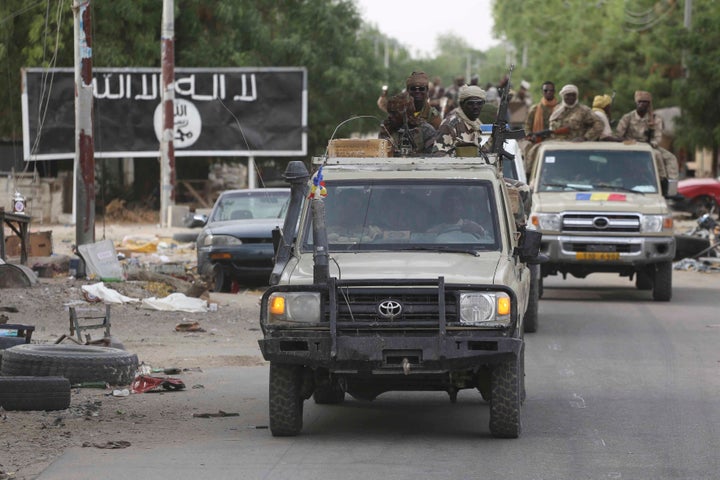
[526,126,570,144]
[491,65,526,166]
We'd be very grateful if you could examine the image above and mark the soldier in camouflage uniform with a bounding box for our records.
[406,71,442,129]
[379,92,436,156]
[548,84,604,141]
[616,90,679,181]
[433,85,531,226]
[433,85,487,154]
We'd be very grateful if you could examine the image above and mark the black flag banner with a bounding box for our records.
[22,67,307,160]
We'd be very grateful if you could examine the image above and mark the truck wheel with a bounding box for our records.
[489,353,522,438]
[652,261,672,302]
[636,270,653,290]
[524,264,540,333]
[269,363,304,436]
[0,376,71,411]
[313,383,345,404]
[0,344,138,386]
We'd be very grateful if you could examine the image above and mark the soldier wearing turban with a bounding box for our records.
[378,92,436,157]
[406,71,442,129]
[548,84,604,141]
[617,90,679,182]
[592,94,621,141]
[433,85,488,154]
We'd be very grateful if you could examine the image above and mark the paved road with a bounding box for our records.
[38,270,720,480]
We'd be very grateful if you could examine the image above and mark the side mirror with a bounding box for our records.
[185,213,208,228]
[517,229,547,264]
[662,178,678,198]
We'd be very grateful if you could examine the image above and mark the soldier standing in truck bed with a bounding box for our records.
[616,90,679,181]
[548,84,604,142]
[405,71,442,129]
[379,92,436,156]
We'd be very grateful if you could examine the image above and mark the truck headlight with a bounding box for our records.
[532,213,561,231]
[267,292,321,324]
[640,215,673,233]
[459,292,512,326]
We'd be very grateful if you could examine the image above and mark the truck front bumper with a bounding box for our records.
[540,234,675,266]
[259,331,522,373]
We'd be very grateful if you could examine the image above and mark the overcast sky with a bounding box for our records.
[354,0,500,57]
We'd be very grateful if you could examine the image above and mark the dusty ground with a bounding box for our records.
[0,223,268,480]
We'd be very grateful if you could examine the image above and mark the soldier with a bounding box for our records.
[616,90,679,181]
[548,84,604,142]
[405,71,442,129]
[433,84,487,154]
[379,92,436,156]
[524,81,558,138]
[592,94,622,141]
[443,75,465,117]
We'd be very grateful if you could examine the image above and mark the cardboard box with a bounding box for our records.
[4,231,53,257]
[327,139,392,158]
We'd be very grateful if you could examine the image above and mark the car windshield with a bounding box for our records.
[210,190,290,222]
[537,150,657,193]
[302,180,501,253]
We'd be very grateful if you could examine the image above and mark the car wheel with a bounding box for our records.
[0,344,138,386]
[690,195,718,218]
[212,264,231,293]
[489,349,522,438]
[524,264,540,333]
[0,376,71,411]
[652,261,672,302]
[269,363,304,436]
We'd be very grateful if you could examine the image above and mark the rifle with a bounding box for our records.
[526,126,570,144]
[397,110,413,157]
[491,65,526,167]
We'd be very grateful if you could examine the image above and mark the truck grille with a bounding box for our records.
[562,213,640,233]
[326,290,459,325]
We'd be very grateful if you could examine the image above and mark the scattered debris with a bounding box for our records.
[82,440,131,449]
[81,283,139,304]
[673,257,720,272]
[192,410,239,418]
[131,375,186,394]
[141,293,208,313]
[175,321,205,332]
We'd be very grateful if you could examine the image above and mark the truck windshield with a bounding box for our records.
[303,180,501,253]
[537,150,658,193]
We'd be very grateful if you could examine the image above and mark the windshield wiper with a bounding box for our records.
[404,246,481,256]
[590,183,645,195]
[541,182,579,191]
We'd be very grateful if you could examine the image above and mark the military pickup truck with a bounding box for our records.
[257,140,543,438]
[527,141,676,301]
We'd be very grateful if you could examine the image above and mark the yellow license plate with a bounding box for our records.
[576,252,620,261]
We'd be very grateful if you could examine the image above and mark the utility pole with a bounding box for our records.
[159,0,175,228]
[73,0,95,246]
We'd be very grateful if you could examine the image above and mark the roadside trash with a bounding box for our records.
[81,283,139,304]
[141,293,208,313]
[151,367,182,374]
[77,239,125,281]
[192,410,239,418]
[175,321,205,332]
[137,363,152,375]
[208,302,218,312]
[112,389,130,397]
[71,381,109,389]
[131,375,186,394]
[82,440,131,449]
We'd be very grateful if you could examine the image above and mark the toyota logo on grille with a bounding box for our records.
[593,216,609,229]
[377,300,402,319]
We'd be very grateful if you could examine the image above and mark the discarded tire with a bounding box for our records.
[0,376,71,411]
[0,344,138,386]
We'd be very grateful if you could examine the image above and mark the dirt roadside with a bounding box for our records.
[0,223,268,480]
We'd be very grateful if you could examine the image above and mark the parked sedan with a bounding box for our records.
[196,188,290,292]
[675,177,720,218]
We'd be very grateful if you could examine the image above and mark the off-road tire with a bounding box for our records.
[313,383,345,404]
[212,264,231,293]
[269,363,304,436]
[489,352,522,438]
[652,261,672,302]
[524,264,540,333]
[0,344,138,386]
[0,376,71,411]
[635,270,653,290]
